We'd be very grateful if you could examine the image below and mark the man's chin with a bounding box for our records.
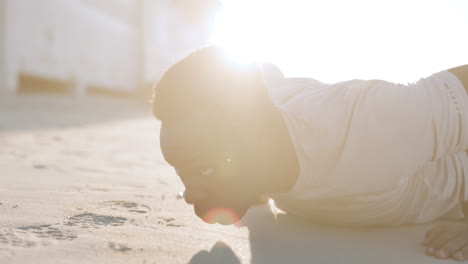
[194,205,247,225]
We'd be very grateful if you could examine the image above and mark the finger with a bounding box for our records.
[434,234,468,259]
[453,245,468,261]
[425,232,457,256]
[423,225,447,246]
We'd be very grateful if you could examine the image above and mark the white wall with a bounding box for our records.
[0,0,6,93]
[1,0,220,94]
[141,0,219,84]
[4,0,140,94]
[140,0,173,84]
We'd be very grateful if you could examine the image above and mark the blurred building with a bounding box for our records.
[0,0,220,97]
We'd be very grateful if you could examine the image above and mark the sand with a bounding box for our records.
[0,94,459,263]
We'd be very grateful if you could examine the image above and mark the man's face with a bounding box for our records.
[160,115,267,225]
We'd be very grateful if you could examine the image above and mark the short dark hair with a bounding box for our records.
[152,46,264,123]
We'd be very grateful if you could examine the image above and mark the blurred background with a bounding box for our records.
[0,0,221,98]
[0,0,466,99]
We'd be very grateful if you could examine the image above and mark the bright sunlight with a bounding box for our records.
[211,0,468,83]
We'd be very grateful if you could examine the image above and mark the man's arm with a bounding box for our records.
[420,65,468,261]
[449,65,468,94]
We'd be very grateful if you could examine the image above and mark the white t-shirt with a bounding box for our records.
[261,64,468,226]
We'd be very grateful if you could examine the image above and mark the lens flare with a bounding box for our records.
[203,207,242,227]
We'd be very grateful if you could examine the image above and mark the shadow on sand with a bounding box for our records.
[190,204,448,264]
[188,241,241,264]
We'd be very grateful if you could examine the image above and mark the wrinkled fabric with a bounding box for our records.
[262,65,468,226]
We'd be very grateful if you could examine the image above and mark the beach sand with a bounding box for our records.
[0,95,457,263]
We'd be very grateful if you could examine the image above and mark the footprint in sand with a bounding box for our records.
[18,224,77,241]
[157,217,184,227]
[65,213,127,229]
[99,201,151,214]
[63,201,149,229]
[0,225,77,248]
[0,228,38,248]
[108,242,132,253]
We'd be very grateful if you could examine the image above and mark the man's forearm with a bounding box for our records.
[449,64,468,94]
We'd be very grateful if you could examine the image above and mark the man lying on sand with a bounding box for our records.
[152,46,468,261]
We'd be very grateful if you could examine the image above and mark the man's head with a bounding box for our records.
[153,46,298,225]
[153,46,268,123]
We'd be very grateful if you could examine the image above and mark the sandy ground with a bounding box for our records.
[0,94,461,264]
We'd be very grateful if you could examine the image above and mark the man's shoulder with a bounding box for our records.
[259,64,327,106]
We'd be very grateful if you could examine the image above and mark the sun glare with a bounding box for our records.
[211,0,468,83]
[204,207,242,227]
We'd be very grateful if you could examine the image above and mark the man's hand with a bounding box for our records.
[422,222,468,261]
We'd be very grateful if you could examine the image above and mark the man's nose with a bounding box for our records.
[183,189,208,204]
